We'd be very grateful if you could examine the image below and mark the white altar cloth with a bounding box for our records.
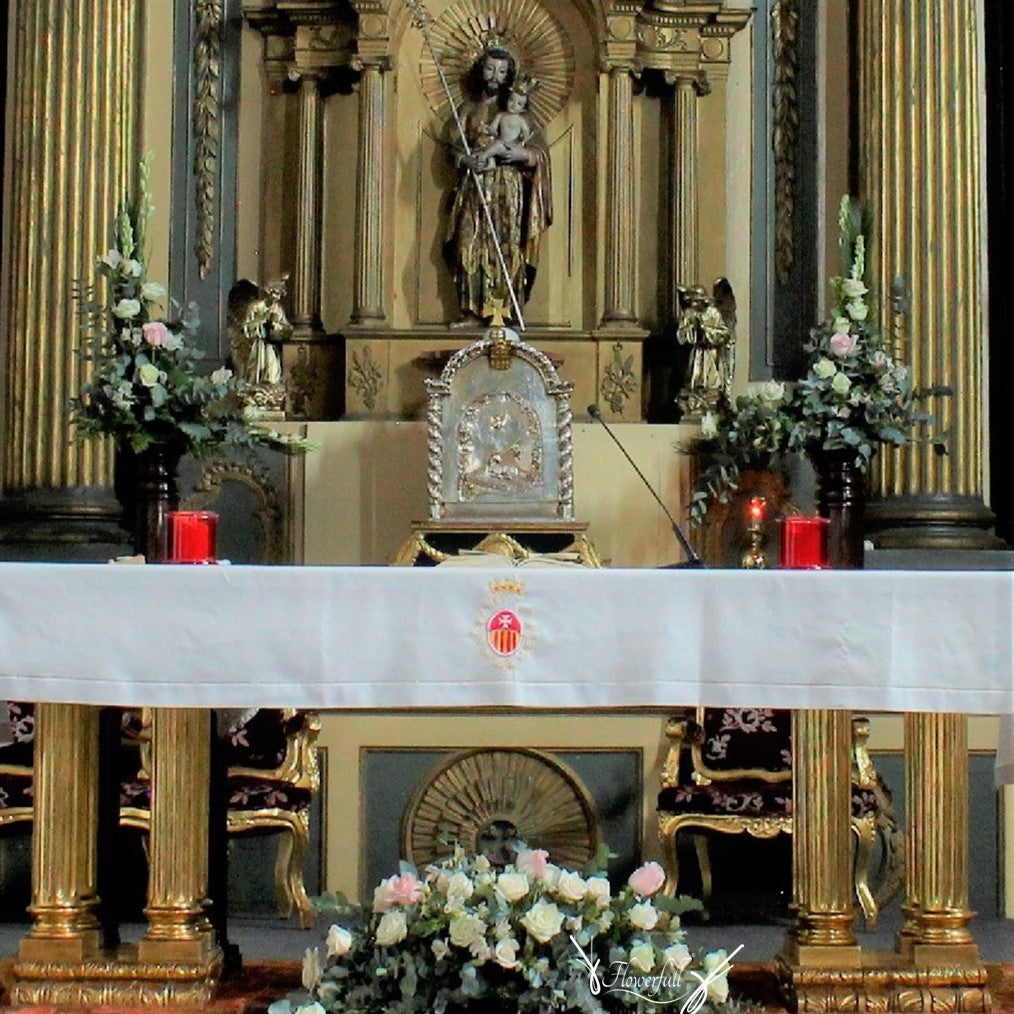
[0,562,1011,716]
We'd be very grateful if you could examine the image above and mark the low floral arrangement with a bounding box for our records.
[683,195,942,525]
[272,845,738,1014]
[71,157,310,457]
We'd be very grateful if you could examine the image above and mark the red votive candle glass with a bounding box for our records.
[167,510,218,564]
[779,515,830,569]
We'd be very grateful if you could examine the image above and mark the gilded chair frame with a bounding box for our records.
[120,708,321,929]
[658,709,902,929]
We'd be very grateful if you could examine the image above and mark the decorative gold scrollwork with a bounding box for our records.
[192,0,222,280]
[771,0,799,286]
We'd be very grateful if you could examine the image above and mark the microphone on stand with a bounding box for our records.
[587,404,705,569]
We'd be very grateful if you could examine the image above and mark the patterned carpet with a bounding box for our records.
[1,958,1012,1012]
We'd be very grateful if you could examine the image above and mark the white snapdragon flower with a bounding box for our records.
[841,278,868,299]
[121,258,143,278]
[846,298,869,322]
[301,946,321,990]
[113,298,141,320]
[431,938,450,960]
[101,249,122,269]
[161,331,183,352]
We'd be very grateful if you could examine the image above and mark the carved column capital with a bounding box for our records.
[636,3,749,78]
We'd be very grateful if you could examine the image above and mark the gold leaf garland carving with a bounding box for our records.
[771,0,798,285]
[193,0,223,280]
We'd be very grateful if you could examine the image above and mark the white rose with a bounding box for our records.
[841,278,868,299]
[759,379,786,404]
[112,298,141,319]
[136,362,160,387]
[663,943,692,971]
[830,372,852,395]
[210,366,233,387]
[629,941,655,973]
[325,924,352,958]
[598,909,615,930]
[473,855,492,873]
[469,938,492,964]
[448,912,486,949]
[554,871,587,903]
[431,937,450,960]
[833,316,852,333]
[541,863,562,889]
[375,910,407,947]
[521,901,565,944]
[846,298,869,321]
[493,937,520,969]
[295,1003,325,1014]
[101,249,122,269]
[703,950,731,1003]
[446,871,474,907]
[301,946,321,990]
[122,258,143,277]
[141,281,166,301]
[495,872,530,903]
[585,877,611,909]
[628,901,659,931]
[699,411,718,439]
[813,357,837,380]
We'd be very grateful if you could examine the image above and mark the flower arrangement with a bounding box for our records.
[71,157,309,457]
[273,846,737,1014]
[683,195,940,526]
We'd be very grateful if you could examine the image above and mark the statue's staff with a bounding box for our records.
[407,0,526,330]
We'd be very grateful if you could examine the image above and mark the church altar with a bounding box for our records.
[2,560,1009,1011]
[1,562,1011,714]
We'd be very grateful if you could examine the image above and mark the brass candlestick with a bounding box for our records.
[742,496,768,569]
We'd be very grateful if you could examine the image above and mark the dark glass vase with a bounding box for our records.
[808,447,868,570]
[114,442,182,562]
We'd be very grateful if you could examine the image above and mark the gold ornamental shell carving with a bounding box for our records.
[402,747,599,870]
[417,0,576,129]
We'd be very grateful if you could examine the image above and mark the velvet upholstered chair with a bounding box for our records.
[0,702,320,929]
[657,707,903,927]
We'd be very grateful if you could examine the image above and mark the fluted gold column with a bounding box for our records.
[138,708,217,964]
[901,713,980,965]
[669,75,705,295]
[291,73,326,338]
[0,0,139,546]
[601,65,638,327]
[17,705,102,963]
[857,0,996,548]
[351,57,390,324]
[788,710,859,951]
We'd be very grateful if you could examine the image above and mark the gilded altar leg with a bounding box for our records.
[778,709,861,1010]
[138,708,217,964]
[17,703,102,963]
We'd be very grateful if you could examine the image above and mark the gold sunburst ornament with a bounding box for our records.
[402,747,599,872]
[417,0,575,136]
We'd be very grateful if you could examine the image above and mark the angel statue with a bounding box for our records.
[676,278,737,420]
[444,44,553,327]
[227,275,293,420]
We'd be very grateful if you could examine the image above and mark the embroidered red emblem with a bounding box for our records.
[486,609,523,657]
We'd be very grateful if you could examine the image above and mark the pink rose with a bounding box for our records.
[828,331,857,357]
[388,873,423,906]
[514,848,549,880]
[628,861,666,897]
[142,321,170,347]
